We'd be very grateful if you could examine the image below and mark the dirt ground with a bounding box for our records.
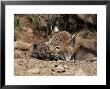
[14,49,97,76]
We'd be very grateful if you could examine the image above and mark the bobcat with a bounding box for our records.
[30,30,97,61]
[29,31,73,61]
[29,42,50,59]
[46,31,74,61]
[29,42,65,61]
[47,30,97,61]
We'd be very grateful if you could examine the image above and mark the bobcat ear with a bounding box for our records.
[71,34,78,44]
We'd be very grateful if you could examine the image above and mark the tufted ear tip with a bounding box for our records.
[53,26,59,32]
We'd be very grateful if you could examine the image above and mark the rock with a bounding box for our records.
[14,50,25,58]
[51,69,55,72]
[18,61,24,66]
[27,68,40,74]
[14,41,32,50]
[22,27,33,34]
[54,65,58,67]
[75,48,96,61]
[91,57,97,61]
[77,14,96,24]
[73,69,86,76]
[27,27,33,34]
[63,65,68,69]
[56,65,65,73]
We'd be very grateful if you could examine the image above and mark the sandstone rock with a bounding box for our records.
[27,28,33,34]
[27,68,40,74]
[75,48,97,61]
[73,69,86,76]
[22,27,33,34]
[63,65,68,69]
[56,65,65,73]
[77,14,96,24]
[14,41,32,50]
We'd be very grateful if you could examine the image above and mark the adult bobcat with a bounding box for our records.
[29,30,97,61]
[47,30,97,61]
[30,31,73,61]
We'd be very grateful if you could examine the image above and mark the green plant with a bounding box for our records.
[91,28,97,33]
[28,14,40,25]
[14,16,21,30]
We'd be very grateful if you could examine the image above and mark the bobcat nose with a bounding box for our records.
[55,46,60,53]
[56,46,59,49]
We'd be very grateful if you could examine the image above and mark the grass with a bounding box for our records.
[28,14,40,25]
[14,14,41,31]
[14,15,21,30]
